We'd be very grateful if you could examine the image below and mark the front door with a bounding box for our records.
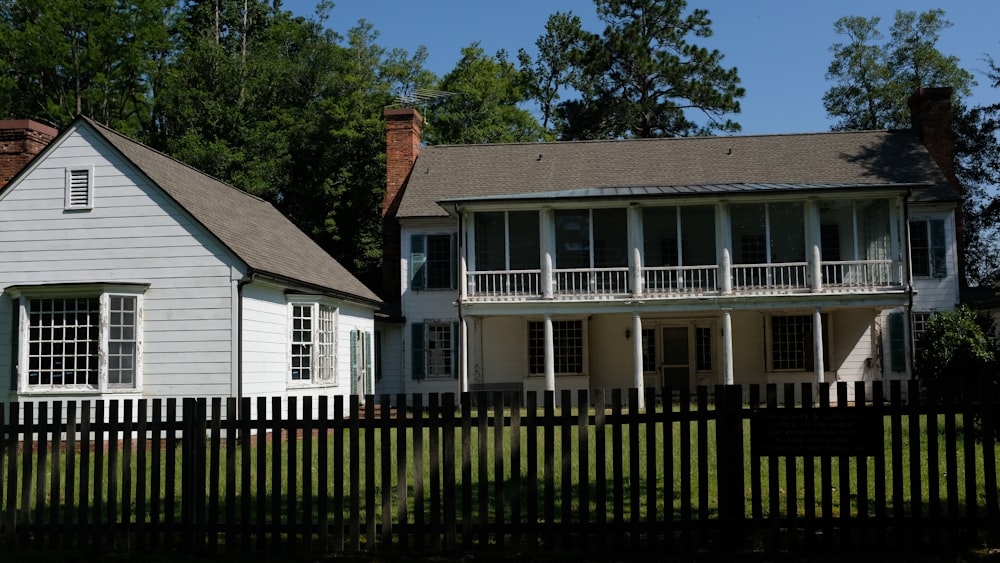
[661,325,692,390]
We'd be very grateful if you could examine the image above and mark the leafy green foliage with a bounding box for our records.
[823,10,974,131]
[522,0,744,139]
[423,44,546,145]
[915,305,997,386]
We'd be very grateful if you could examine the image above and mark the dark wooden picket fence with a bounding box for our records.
[1,381,998,557]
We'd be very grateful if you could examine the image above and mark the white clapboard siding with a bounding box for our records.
[0,123,241,402]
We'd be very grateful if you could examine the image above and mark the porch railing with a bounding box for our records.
[642,265,718,295]
[554,267,630,297]
[821,259,898,290]
[732,262,809,292]
[467,269,542,299]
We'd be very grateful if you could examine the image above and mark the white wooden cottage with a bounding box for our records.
[0,117,381,415]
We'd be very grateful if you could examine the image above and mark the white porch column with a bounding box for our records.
[806,199,823,292]
[628,204,643,297]
[722,308,734,385]
[544,314,555,392]
[812,307,825,389]
[541,207,555,299]
[716,202,733,295]
[462,210,472,298]
[632,313,645,409]
[460,315,469,393]
[890,195,904,285]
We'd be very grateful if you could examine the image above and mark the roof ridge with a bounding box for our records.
[423,129,900,150]
[80,116,269,205]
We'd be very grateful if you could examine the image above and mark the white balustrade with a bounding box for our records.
[642,265,718,295]
[731,262,809,292]
[821,260,898,290]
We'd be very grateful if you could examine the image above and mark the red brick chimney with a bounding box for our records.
[381,108,423,315]
[383,108,423,217]
[908,87,959,197]
[0,119,58,189]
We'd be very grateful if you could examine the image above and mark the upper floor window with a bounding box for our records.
[474,211,540,271]
[731,202,804,264]
[7,284,146,392]
[411,233,456,290]
[910,219,947,278]
[554,208,627,269]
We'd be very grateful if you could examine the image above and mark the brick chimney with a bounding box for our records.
[381,108,423,316]
[383,108,423,217]
[908,87,959,197]
[0,119,58,189]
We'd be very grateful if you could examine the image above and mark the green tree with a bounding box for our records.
[526,0,743,140]
[0,0,176,134]
[823,10,974,130]
[956,56,1000,286]
[915,306,997,392]
[517,12,586,132]
[423,44,545,145]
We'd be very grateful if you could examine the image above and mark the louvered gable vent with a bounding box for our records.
[65,166,93,209]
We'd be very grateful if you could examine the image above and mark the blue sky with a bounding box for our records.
[281,0,1000,136]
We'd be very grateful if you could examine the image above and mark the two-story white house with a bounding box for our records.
[0,117,381,416]
[378,88,962,405]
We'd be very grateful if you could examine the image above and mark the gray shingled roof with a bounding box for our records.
[83,117,381,304]
[398,130,956,218]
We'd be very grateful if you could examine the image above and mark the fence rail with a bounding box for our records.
[1,381,998,557]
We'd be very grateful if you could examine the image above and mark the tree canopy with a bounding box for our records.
[520,0,744,140]
[822,9,1000,286]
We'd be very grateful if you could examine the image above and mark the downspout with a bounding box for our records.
[903,192,915,379]
[454,203,467,394]
[236,271,256,418]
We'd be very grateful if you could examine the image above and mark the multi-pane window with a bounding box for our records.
[528,319,584,375]
[771,315,810,371]
[107,296,138,387]
[411,233,455,290]
[290,304,313,380]
[426,322,453,378]
[426,235,453,289]
[911,311,932,359]
[290,303,337,383]
[27,298,100,387]
[770,314,829,372]
[21,291,142,390]
[910,219,947,278]
[695,326,712,372]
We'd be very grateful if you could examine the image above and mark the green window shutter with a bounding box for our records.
[410,234,426,290]
[888,312,906,372]
[452,321,460,379]
[411,322,425,380]
[930,219,947,278]
[451,232,459,289]
[350,329,358,394]
[365,331,373,393]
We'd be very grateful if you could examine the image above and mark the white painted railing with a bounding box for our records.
[466,270,541,299]
[642,265,719,295]
[731,262,809,292]
[554,267,630,297]
[821,260,898,290]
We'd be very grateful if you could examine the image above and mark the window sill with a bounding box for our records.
[287,381,341,390]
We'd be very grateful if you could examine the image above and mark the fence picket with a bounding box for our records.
[0,386,997,556]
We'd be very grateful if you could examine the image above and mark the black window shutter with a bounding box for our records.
[888,312,906,372]
[411,322,425,380]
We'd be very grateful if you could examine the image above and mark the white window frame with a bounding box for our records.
[425,321,453,379]
[8,284,145,394]
[64,165,94,210]
[527,318,586,376]
[766,313,831,373]
[287,300,339,387]
[911,311,933,359]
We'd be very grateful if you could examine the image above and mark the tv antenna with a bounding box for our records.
[388,88,456,109]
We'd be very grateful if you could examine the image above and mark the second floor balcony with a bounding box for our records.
[460,197,907,303]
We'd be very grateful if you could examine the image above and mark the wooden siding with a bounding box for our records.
[0,124,240,403]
